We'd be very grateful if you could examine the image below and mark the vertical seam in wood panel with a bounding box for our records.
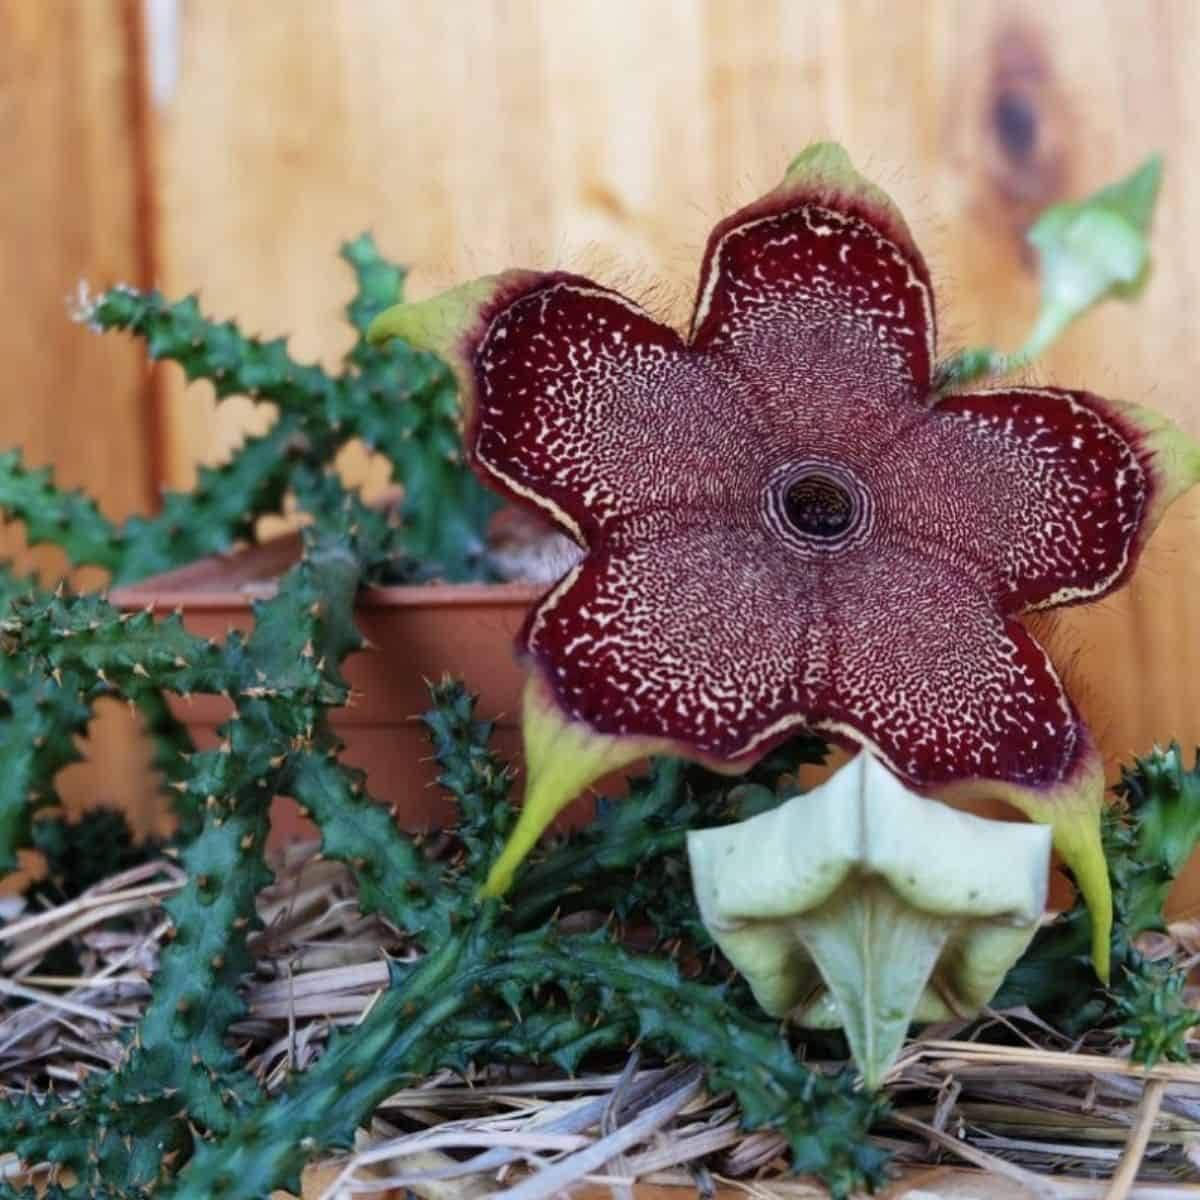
[121,0,167,512]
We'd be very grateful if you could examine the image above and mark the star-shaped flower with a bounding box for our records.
[370,145,1200,975]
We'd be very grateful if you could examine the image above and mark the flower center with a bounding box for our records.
[763,460,872,557]
[782,473,856,538]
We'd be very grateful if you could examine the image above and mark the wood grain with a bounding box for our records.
[0,0,159,829]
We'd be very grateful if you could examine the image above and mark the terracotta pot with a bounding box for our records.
[112,532,553,844]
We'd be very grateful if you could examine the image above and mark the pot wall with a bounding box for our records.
[114,565,565,844]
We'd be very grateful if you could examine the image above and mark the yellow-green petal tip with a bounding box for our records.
[479,674,665,898]
[784,142,855,184]
[780,142,910,242]
[1007,784,1111,983]
[365,276,502,355]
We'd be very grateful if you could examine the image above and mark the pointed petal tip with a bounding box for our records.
[959,747,1113,983]
[479,673,667,897]
[364,301,415,348]
[1148,416,1200,497]
[365,276,505,354]
[690,141,933,375]
[1108,397,1200,535]
[1022,795,1112,983]
[783,141,855,184]
[779,141,903,226]
[1058,803,1113,984]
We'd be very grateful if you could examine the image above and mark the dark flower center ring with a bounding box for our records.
[784,474,855,537]
[763,461,872,555]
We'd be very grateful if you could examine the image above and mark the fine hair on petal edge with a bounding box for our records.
[566,247,691,330]
[1025,607,1116,762]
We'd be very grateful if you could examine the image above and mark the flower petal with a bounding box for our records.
[373,270,738,544]
[521,525,827,765]
[525,530,1075,784]
[897,387,1200,612]
[478,674,668,898]
[688,143,936,395]
[468,275,694,542]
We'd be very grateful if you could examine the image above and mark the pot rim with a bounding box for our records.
[111,579,545,612]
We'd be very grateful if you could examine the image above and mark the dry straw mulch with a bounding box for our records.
[1,843,1198,1200]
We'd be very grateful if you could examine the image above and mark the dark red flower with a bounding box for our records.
[370,145,1199,973]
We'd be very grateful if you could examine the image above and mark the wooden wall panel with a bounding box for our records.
[0,0,154,564]
[0,0,158,828]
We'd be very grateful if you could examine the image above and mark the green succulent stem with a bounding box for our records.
[129,685,200,836]
[0,794,272,1193]
[286,741,460,939]
[0,429,299,586]
[0,664,90,874]
[167,916,886,1200]
[87,236,499,584]
[507,756,691,930]
[0,449,123,573]
[0,521,372,1191]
